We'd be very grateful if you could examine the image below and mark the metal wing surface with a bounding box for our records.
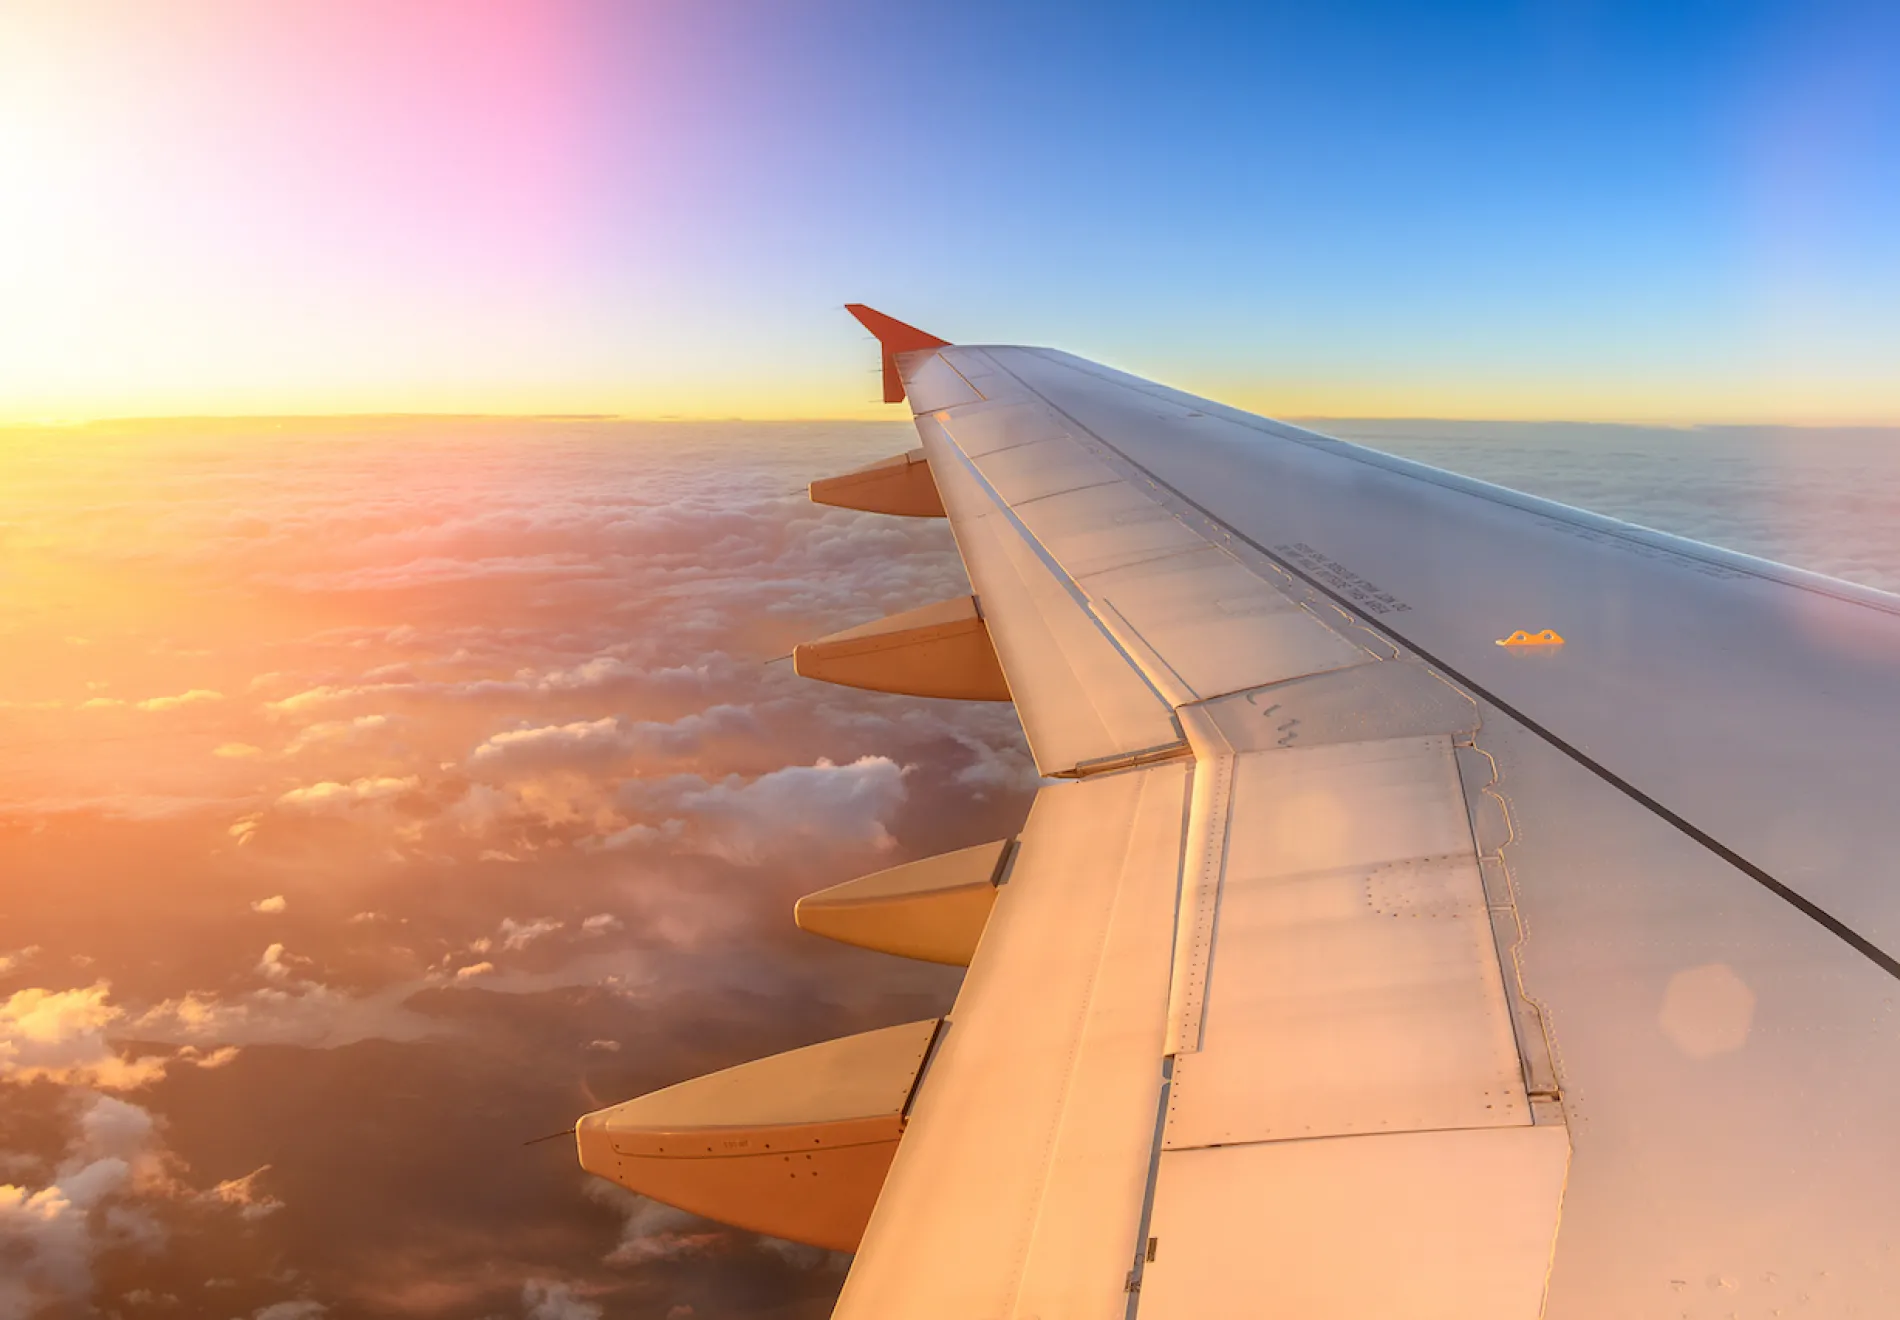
[580,309,1900,1320]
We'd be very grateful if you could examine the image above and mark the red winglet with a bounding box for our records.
[846,304,951,404]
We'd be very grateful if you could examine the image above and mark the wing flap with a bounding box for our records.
[834,762,1190,1318]
[1164,734,1531,1146]
[1142,1126,1570,1319]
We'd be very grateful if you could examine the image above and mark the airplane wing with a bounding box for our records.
[576,307,1900,1318]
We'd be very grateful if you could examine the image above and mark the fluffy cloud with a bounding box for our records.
[582,1182,722,1269]
[268,683,414,716]
[454,962,495,981]
[265,653,736,721]
[135,689,224,712]
[252,1302,327,1320]
[275,776,417,810]
[250,895,287,914]
[280,552,606,594]
[587,820,684,853]
[282,713,391,755]
[449,754,910,862]
[0,1092,271,1316]
[0,1136,147,1312]
[579,914,622,936]
[470,717,626,765]
[521,1280,601,1320]
[0,984,168,1090]
[498,918,561,951]
[468,705,757,771]
[0,984,242,1093]
[624,757,908,865]
[133,980,435,1051]
[256,944,293,983]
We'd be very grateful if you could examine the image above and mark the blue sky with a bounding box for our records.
[3,0,1897,420]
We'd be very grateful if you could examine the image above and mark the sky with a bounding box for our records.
[3,0,1900,423]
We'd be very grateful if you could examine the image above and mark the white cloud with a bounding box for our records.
[275,776,417,811]
[133,981,434,1051]
[253,1302,327,1320]
[0,946,40,975]
[521,1280,602,1320]
[250,895,287,914]
[177,1045,240,1070]
[0,1094,182,1314]
[1,1161,133,1310]
[256,944,297,983]
[582,1181,719,1266]
[498,918,561,952]
[268,683,413,716]
[948,731,1041,795]
[120,1288,180,1307]
[470,717,621,764]
[0,983,167,1090]
[588,820,684,852]
[282,713,391,755]
[258,640,731,722]
[135,689,223,712]
[630,757,908,865]
[454,962,495,981]
[281,553,603,594]
[579,914,622,936]
[532,655,644,692]
[468,705,756,771]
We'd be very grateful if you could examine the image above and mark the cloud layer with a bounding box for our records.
[0,418,1028,1317]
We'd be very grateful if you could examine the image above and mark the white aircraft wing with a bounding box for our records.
[576,308,1900,1319]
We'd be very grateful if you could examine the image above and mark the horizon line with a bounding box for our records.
[10,410,1900,433]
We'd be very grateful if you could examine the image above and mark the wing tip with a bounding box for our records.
[844,305,951,404]
[844,304,950,352]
